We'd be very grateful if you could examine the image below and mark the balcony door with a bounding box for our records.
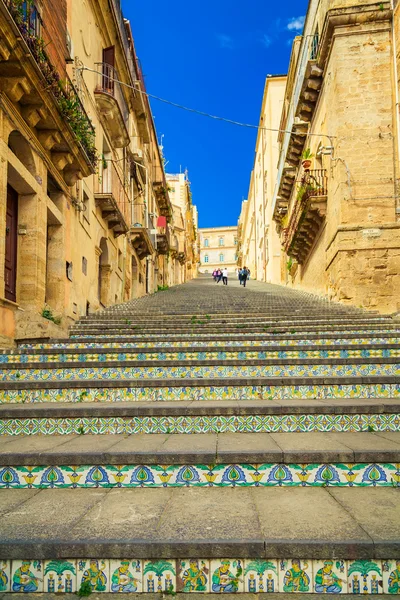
[5,185,18,302]
[102,46,115,94]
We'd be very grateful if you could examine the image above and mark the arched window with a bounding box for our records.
[204,255,209,263]
[219,254,224,262]
[219,237,224,246]
[204,239,209,247]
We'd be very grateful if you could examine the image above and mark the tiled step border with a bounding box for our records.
[1,364,399,383]
[1,381,399,404]
[1,412,399,435]
[1,462,399,489]
[0,557,397,594]
[17,336,400,349]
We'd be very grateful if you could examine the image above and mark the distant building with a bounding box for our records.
[237,75,286,284]
[199,226,238,274]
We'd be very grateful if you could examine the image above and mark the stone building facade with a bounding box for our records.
[237,75,286,284]
[0,0,196,346]
[271,0,399,313]
[166,172,199,286]
[199,226,238,274]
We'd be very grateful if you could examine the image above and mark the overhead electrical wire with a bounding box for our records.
[78,66,335,142]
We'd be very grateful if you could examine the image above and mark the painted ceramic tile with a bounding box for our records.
[177,559,210,593]
[0,560,10,592]
[11,560,44,593]
[143,560,176,593]
[347,560,383,594]
[210,559,244,593]
[44,560,77,593]
[382,560,400,594]
[244,559,278,593]
[278,559,312,593]
[77,559,109,593]
[109,560,142,593]
[313,560,347,593]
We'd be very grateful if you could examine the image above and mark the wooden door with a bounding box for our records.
[5,185,18,302]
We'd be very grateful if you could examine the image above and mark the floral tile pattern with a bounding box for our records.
[16,335,400,350]
[244,559,278,593]
[1,413,399,436]
[1,559,398,593]
[347,560,383,594]
[1,383,399,405]
[1,347,399,364]
[44,560,76,593]
[0,463,398,489]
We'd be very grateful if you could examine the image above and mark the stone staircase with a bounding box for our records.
[0,276,399,596]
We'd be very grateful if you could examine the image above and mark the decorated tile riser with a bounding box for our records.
[16,336,400,350]
[0,558,398,594]
[0,463,399,489]
[2,363,399,382]
[2,348,400,364]
[1,413,400,436]
[68,328,399,340]
[1,383,399,404]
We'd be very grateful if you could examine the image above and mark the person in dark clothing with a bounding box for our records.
[241,267,249,287]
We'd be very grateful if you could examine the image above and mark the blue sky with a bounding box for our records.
[122,0,308,228]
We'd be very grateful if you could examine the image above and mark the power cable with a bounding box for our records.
[78,66,335,143]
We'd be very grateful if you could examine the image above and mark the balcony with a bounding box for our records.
[0,0,97,179]
[156,224,170,255]
[94,62,130,148]
[283,169,328,264]
[94,160,130,237]
[129,203,154,260]
[153,164,172,220]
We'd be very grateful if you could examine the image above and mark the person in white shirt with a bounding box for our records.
[222,268,228,285]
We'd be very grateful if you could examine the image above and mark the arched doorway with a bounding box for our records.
[98,237,110,307]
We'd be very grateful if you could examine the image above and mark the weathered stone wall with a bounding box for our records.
[286,3,399,313]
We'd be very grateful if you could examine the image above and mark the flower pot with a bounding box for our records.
[302,159,312,170]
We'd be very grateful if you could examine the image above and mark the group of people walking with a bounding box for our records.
[212,267,250,287]
[213,268,229,285]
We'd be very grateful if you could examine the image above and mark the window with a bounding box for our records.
[82,257,87,275]
[204,239,209,247]
[219,237,224,246]
[234,254,238,261]
[234,237,237,245]
[204,255,209,263]
[82,190,90,223]
[219,254,224,262]
[310,27,319,60]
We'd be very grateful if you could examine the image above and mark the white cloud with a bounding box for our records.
[262,34,272,48]
[216,34,234,49]
[287,16,305,31]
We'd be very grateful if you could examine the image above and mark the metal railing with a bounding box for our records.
[95,62,129,125]
[132,203,147,228]
[95,160,131,225]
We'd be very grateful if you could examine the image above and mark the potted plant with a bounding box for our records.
[301,148,314,170]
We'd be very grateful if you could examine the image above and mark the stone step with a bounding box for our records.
[0,377,398,404]
[0,487,398,561]
[16,335,400,351]
[2,596,397,600]
[1,362,398,383]
[69,322,400,335]
[1,398,399,435]
[0,430,399,469]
